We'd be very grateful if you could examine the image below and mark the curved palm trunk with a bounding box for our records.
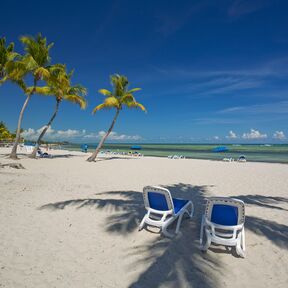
[29,99,60,159]
[9,94,32,159]
[9,79,37,159]
[87,109,120,162]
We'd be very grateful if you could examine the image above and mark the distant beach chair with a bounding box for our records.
[37,149,52,158]
[200,197,246,257]
[223,157,234,162]
[25,145,34,153]
[139,186,194,237]
[237,155,246,162]
[81,144,88,153]
[133,152,143,157]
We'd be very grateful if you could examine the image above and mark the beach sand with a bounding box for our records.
[0,147,287,288]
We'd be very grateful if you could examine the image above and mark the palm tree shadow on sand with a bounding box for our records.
[40,183,288,287]
[231,194,288,250]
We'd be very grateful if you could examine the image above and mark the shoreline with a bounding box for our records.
[62,146,288,165]
[1,145,287,164]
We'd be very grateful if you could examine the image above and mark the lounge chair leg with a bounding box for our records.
[199,216,205,247]
[175,214,184,234]
[138,215,147,231]
[183,202,194,219]
[201,229,211,251]
[162,224,174,238]
[242,228,246,251]
[189,201,194,218]
[236,233,245,258]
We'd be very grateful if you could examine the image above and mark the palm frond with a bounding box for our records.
[69,84,87,96]
[98,89,112,96]
[110,74,129,97]
[127,88,141,93]
[26,86,52,95]
[67,69,74,79]
[64,94,87,109]
[92,103,109,114]
[34,66,50,80]
[22,55,38,71]
[6,42,14,52]
[5,60,29,80]
[0,76,8,85]
[7,52,19,62]
[121,93,135,103]
[126,101,146,112]
[20,33,53,67]
[0,37,20,79]
[48,63,66,74]
[10,78,27,92]
[96,74,146,114]
[104,96,120,108]
[47,64,69,88]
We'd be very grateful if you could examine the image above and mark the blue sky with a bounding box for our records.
[1,0,288,143]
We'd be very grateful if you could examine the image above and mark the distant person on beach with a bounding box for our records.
[84,144,88,153]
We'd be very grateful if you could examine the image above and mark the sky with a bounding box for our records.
[1,0,288,143]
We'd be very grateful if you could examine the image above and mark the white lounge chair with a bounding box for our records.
[237,155,246,162]
[139,186,194,237]
[223,157,234,162]
[37,149,52,158]
[25,145,34,153]
[200,197,246,257]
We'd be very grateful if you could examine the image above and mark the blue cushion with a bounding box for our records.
[211,204,238,226]
[172,198,189,214]
[148,192,169,211]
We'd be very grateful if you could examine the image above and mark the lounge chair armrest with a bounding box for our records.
[204,218,244,231]
[148,208,173,215]
[161,212,169,222]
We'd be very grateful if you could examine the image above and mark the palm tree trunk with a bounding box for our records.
[29,99,60,159]
[87,109,120,162]
[9,95,32,159]
[9,79,37,160]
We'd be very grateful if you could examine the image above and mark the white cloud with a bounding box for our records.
[84,131,142,141]
[273,131,286,140]
[21,126,85,141]
[21,126,142,142]
[213,136,220,140]
[226,130,238,139]
[242,129,267,139]
[21,128,38,140]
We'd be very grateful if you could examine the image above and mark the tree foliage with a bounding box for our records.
[0,121,15,140]
[92,74,146,114]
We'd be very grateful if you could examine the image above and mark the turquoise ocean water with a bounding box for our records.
[62,143,288,164]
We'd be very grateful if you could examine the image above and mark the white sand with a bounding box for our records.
[0,147,288,288]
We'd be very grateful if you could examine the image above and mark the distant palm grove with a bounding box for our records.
[0,34,146,161]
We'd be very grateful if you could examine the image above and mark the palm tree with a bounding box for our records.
[7,33,53,159]
[0,121,11,141]
[87,74,146,162]
[28,65,87,158]
[0,37,19,84]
